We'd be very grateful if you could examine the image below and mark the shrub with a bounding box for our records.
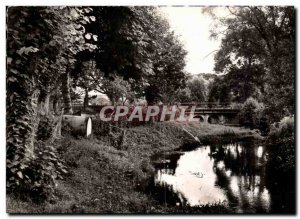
[266,116,295,174]
[230,102,243,109]
[7,141,67,202]
[271,116,294,135]
[91,119,110,139]
[239,97,264,129]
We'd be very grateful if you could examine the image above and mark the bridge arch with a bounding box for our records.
[208,115,220,124]
[199,115,205,123]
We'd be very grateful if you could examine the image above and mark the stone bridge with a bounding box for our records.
[72,102,241,126]
[181,103,240,126]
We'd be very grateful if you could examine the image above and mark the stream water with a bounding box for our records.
[152,141,295,213]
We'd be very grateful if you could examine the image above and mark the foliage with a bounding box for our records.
[207,76,232,106]
[7,123,258,213]
[36,115,55,141]
[6,6,188,203]
[73,59,135,105]
[80,7,156,103]
[266,116,295,174]
[95,74,135,105]
[207,6,295,122]
[145,26,187,104]
[230,102,243,109]
[144,84,161,105]
[187,77,207,102]
[238,97,264,129]
[7,6,96,199]
[7,6,58,197]
[70,7,187,105]
[208,65,265,104]
[177,88,192,103]
[175,75,210,103]
[72,60,100,107]
[94,7,187,105]
[7,141,67,202]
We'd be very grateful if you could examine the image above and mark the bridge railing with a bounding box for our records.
[180,102,233,108]
[73,102,236,108]
[72,102,239,114]
[72,103,84,112]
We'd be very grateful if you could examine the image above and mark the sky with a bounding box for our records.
[159,6,222,75]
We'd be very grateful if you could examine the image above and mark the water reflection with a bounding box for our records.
[154,142,272,213]
[155,148,227,206]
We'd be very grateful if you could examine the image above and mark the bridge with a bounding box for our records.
[72,102,241,126]
[181,102,240,125]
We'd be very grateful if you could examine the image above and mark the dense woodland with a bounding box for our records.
[7,6,295,212]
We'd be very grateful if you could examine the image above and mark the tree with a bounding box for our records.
[51,7,97,114]
[207,6,295,122]
[177,88,192,103]
[207,64,265,104]
[95,74,135,105]
[6,6,96,193]
[239,97,264,129]
[207,76,232,107]
[187,77,207,102]
[82,7,188,105]
[82,7,156,83]
[143,18,187,105]
[72,59,100,109]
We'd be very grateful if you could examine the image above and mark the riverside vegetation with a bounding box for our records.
[7,122,262,214]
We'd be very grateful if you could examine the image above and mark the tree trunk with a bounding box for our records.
[50,109,64,142]
[83,88,89,110]
[25,89,40,157]
[61,66,73,114]
[39,92,51,115]
[53,97,58,114]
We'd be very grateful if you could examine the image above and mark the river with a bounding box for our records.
[151,141,295,213]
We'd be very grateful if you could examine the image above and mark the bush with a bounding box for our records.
[230,102,243,109]
[7,141,67,202]
[270,116,294,135]
[266,116,295,174]
[239,97,264,129]
[91,119,110,139]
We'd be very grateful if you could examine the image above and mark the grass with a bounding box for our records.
[171,121,263,150]
[8,137,157,214]
[7,122,261,214]
[171,121,262,138]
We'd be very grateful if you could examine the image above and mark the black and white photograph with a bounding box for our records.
[6,5,296,214]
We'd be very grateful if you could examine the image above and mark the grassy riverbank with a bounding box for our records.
[7,122,261,214]
[172,121,263,149]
